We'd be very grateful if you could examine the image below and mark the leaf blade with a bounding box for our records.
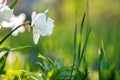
[9,0,19,9]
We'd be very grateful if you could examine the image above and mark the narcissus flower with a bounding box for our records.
[0,0,14,24]
[31,9,54,44]
[1,13,26,36]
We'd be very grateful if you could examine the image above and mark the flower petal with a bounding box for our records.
[33,30,40,44]
[3,0,7,5]
[31,11,36,26]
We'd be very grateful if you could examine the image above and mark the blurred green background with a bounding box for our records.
[0,0,120,74]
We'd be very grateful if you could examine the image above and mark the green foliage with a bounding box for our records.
[70,10,91,80]
[0,52,9,74]
[37,54,72,80]
[98,42,109,80]
[0,45,31,53]
[98,42,119,80]
[9,0,19,9]
[0,47,10,52]
[69,10,91,80]
[11,45,32,52]
[20,70,42,80]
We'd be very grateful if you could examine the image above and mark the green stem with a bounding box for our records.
[0,21,30,45]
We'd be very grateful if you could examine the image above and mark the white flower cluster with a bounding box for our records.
[0,0,54,44]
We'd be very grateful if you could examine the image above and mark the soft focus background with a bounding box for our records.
[0,0,120,78]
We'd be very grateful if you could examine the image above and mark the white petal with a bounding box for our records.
[31,11,36,26]
[0,0,4,4]
[47,17,54,28]
[33,30,40,44]
[12,26,25,36]
[35,14,46,29]
[1,21,13,27]
[3,0,7,5]
[12,13,26,27]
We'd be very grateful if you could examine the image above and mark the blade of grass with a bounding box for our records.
[78,12,86,68]
[79,27,91,66]
[70,11,77,80]
[80,12,86,35]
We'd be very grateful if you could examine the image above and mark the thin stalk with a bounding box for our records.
[0,21,30,45]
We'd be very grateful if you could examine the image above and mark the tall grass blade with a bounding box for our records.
[79,27,91,65]
[70,12,77,80]
[80,12,86,35]
[78,12,86,68]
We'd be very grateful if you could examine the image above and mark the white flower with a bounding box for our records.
[0,0,4,4]
[31,9,54,44]
[1,13,26,36]
[0,0,14,24]
[0,0,6,4]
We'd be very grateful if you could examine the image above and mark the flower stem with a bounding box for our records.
[0,21,30,45]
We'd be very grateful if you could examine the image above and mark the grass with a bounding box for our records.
[0,0,120,80]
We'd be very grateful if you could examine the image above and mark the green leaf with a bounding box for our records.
[77,42,81,68]
[43,60,51,71]
[14,76,19,80]
[56,66,71,76]
[11,45,32,52]
[38,54,47,61]
[48,68,54,79]
[20,70,42,80]
[9,0,19,9]
[37,62,47,74]
[0,47,10,52]
[0,51,9,74]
